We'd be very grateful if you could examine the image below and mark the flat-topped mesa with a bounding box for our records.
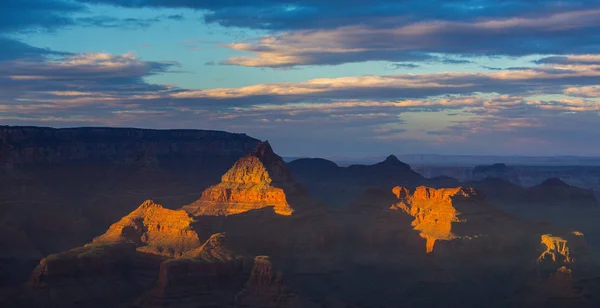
[183,141,295,217]
[93,200,201,257]
[390,186,481,254]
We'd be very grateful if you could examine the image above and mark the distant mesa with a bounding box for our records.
[0,125,260,168]
[288,154,425,208]
[472,163,521,186]
[468,176,599,208]
[183,141,296,216]
[390,186,481,253]
[527,178,599,207]
[93,200,202,257]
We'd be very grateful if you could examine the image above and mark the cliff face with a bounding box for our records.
[0,126,259,167]
[183,141,296,217]
[92,200,202,258]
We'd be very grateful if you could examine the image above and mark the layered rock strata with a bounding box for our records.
[183,141,295,216]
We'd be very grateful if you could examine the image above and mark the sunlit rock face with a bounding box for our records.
[183,141,295,217]
[93,200,201,257]
[538,232,586,264]
[390,186,481,253]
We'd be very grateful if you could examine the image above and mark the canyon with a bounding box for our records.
[1,126,600,307]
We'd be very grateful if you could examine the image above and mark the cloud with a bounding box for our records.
[1,52,176,82]
[76,1,600,30]
[75,16,166,28]
[563,85,600,97]
[0,0,184,64]
[2,48,600,156]
[169,61,600,103]
[0,0,83,33]
[220,9,600,67]
[389,63,420,69]
[0,37,71,61]
[535,54,600,65]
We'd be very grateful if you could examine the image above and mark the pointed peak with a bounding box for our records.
[378,154,410,168]
[384,154,400,163]
[137,199,162,209]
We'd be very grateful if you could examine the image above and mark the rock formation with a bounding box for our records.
[183,141,295,216]
[537,232,586,265]
[0,126,261,287]
[390,186,482,253]
[235,256,301,308]
[93,200,202,257]
[136,233,248,308]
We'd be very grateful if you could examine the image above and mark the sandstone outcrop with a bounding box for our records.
[235,256,301,308]
[390,186,482,253]
[183,141,295,216]
[137,233,248,308]
[93,200,201,258]
[537,232,586,265]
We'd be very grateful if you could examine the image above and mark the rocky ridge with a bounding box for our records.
[93,200,201,257]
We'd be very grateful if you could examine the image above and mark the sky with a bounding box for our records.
[1,1,600,157]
